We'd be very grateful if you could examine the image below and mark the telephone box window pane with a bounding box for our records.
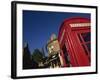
[82,44,88,55]
[86,43,91,52]
[81,32,90,42]
[78,34,82,42]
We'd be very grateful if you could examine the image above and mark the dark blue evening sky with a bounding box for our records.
[23,10,90,56]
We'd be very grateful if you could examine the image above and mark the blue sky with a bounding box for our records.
[23,10,90,56]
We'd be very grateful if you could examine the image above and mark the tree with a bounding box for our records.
[32,49,44,64]
[23,43,38,69]
[23,43,33,69]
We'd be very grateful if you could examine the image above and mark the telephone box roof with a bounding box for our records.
[59,17,90,32]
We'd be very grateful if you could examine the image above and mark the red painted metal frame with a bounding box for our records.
[58,17,90,67]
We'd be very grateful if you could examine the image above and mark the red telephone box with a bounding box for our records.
[58,17,91,67]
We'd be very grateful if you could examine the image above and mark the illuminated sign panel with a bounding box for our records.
[70,23,90,27]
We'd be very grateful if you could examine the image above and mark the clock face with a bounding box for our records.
[47,40,60,54]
